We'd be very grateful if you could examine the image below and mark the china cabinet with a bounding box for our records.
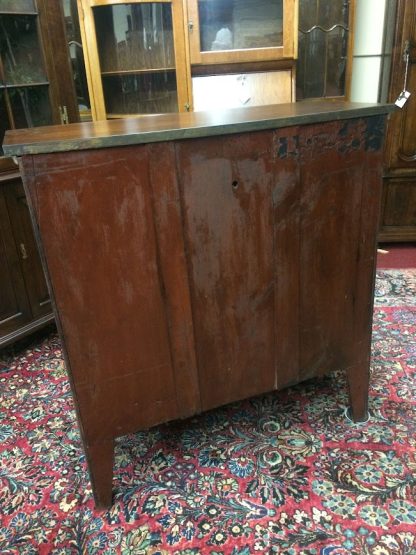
[77,0,192,119]
[77,0,298,118]
[0,0,85,346]
[0,0,80,149]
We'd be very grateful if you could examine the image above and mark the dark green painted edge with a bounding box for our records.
[3,103,395,157]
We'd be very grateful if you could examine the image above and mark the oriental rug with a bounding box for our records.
[0,269,415,555]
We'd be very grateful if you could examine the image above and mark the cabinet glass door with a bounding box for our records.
[79,0,190,120]
[95,3,178,115]
[188,0,297,64]
[296,0,352,99]
[0,5,54,154]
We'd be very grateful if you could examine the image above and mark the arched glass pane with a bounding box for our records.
[297,0,350,99]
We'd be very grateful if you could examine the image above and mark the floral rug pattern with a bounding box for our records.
[0,269,415,554]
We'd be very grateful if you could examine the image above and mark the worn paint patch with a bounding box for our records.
[276,135,299,159]
[365,115,385,151]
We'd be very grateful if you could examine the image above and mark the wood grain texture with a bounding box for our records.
[37,0,80,123]
[148,142,201,419]
[3,100,393,156]
[77,0,106,120]
[299,119,364,382]
[272,126,301,389]
[26,147,181,440]
[16,106,387,506]
[299,116,385,421]
[177,131,276,410]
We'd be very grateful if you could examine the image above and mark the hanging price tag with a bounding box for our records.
[396,41,412,108]
[395,90,411,108]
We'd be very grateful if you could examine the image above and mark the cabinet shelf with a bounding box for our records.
[0,82,50,89]
[0,0,37,15]
[0,11,37,15]
[101,68,175,76]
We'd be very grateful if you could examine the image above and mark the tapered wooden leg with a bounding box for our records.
[346,361,370,423]
[85,439,115,509]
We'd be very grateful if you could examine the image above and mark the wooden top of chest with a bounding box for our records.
[3,100,393,157]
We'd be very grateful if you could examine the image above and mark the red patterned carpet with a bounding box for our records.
[377,243,416,269]
[0,270,415,554]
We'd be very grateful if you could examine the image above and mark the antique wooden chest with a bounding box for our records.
[3,101,392,508]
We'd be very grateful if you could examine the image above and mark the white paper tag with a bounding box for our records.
[395,90,411,108]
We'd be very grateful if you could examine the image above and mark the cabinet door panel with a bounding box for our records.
[4,179,51,319]
[177,131,275,411]
[0,187,32,339]
[379,177,416,241]
[383,178,416,226]
[78,0,191,119]
[187,0,296,64]
[26,147,181,439]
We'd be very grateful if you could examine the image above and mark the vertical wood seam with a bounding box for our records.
[173,140,203,411]
[146,144,182,417]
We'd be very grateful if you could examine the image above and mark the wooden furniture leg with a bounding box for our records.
[346,361,370,423]
[84,439,115,509]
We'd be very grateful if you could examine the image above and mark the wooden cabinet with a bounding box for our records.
[0,1,56,138]
[187,0,297,65]
[0,167,53,348]
[380,0,416,241]
[77,0,298,118]
[78,0,192,119]
[0,175,32,341]
[0,0,91,345]
[0,0,80,150]
[4,100,390,508]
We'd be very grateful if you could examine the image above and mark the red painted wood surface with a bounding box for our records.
[177,132,276,410]
[19,114,385,507]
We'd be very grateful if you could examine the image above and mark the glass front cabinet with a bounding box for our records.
[0,0,55,153]
[0,0,88,152]
[77,0,298,119]
[0,0,84,346]
[78,0,192,119]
